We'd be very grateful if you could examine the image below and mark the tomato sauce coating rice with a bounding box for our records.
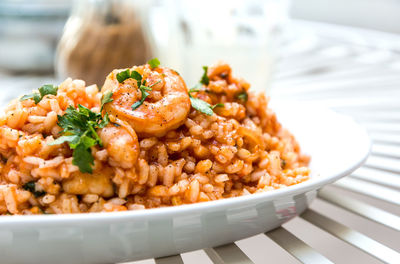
[0,62,309,215]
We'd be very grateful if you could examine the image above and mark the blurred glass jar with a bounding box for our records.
[150,0,290,93]
[56,0,153,86]
[0,0,70,73]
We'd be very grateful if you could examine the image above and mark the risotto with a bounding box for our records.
[0,60,309,215]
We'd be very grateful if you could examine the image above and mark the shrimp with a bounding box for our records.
[101,64,191,137]
[98,124,139,169]
[62,168,114,197]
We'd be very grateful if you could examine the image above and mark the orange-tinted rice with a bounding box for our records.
[0,63,309,215]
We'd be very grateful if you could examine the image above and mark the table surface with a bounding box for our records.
[0,20,399,264]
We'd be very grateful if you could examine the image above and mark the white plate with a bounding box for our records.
[0,104,370,264]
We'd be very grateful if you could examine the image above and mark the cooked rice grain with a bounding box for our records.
[0,62,310,215]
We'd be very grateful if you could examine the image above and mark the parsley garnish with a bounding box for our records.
[21,93,41,104]
[132,84,152,110]
[189,97,213,116]
[211,103,224,109]
[188,88,224,116]
[148,58,160,69]
[115,69,161,110]
[131,80,161,110]
[20,84,58,104]
[49,105,109,173]
[281,159,287,169]
[236,91,248,102]
[23,181,46,197]
[100,91,113,111]
[39,84,58,97]
[116,69,143,84]
[200,66,209,85]
[188,87,201,94]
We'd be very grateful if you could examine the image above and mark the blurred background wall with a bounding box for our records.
[1,0,399,78]
[0,0,70,73]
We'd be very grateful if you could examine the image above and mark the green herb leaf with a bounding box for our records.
[132,85,152,110]
[149,80,161,88]
[130,76,160,111]
[131,101,142,111]
[20,84,58,104]
[116,69,131,83]
[188,86,201,93]
[38,84,58,97]
[172,69,180,76]
[211,103,224,109]
[189,97,213,116]
[53,104,108,173]
[130,70,142,84]
[236,91,248,102]
[48,135,79,146]
[72,141,94,173]
[116,68,144,85]
[200,66,209,85]
[281,159,287,169]
[98,113,110,129]
[188,88,220,116]
[21,93,41,104]
[148,58,160,69]
[100,91,113,111]
[20,94,35,101]
[116,69,160,110]
[23,181,35,193]
[23,181,46,197]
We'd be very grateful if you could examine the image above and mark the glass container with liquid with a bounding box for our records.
[150,0,290,93]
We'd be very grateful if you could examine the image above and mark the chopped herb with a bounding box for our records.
[236,91,248,102]
[189,66,211,95]
[281,159,287,169]
[148,58,160,69]
[131,80,161,110]
[132,85,152,110]
[211,103,224,109]
[115,69,161,110]
[131,78,160,111]
[49,135,79,146]
[200,66,209,85]
[39,84,58,97]
[130,71,142,84]
[189,87,200,93]
[23,181,46,197]
[20,84,58,104]
[116,69,142,84]
[172,69,180,76]
[73,138,96,173]
[188,89,222,116]
[100,91,113,111]
[189,97,213,116]
[20,93,41,104]
[116,69,130,83]
[49,105,109,173]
